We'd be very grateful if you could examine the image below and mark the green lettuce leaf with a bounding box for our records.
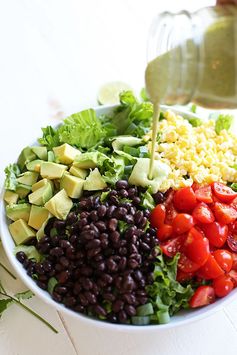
[215,114,233,134]
[111,91,153,137]
[38,126,60,150]
[14,245,42,262]
[58,109,104,149]
[147,250,194,321]
[4,164,21,191]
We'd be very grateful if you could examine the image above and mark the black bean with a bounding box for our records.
[134,210,144,224]
[16,251,27,263]
[97,205,107,218]
[52,292,63,303]
[78,293,89,306]
[106,258,118,273]
[139,217,148,229]
[97,261,106,272]
[42,260,52,272]
[118,257,127,271]
[95,221,107,232]
[54,220,66,230]
[112,299,124,313]
[127,187,136,198]
[125,215,134,224]
[106,205,116,218]
[118,247,127,256]
[36,280,47,290]
[103,293,116,302]
[107,313,118,323]
[94,305,107,317]
[86,239,101,249]
[69,235,78,244]
[90,210,99,222]
[153,191,165,204]
[59,240,71,249]
[51,235,60,246]
[66,212,78,225]
[87,248,101,258]
[140,242,150,252]
[118,310,128,323]
[109,231,120,244]
[101,273,113,284]
[122,275,136,292]
[74,305,85,313]
[125,304,136,316]
[64,296,77,308]
[39,242,51,254]
[128,259,139,269]
[50,247,64,257]
[116,180,129,189]
[119,189,128,198]
[122,293,136,305]
[113,207,127,219]
[55,286,67,295]
[82,278,93,290]
[80,266,93,276]
[57,270,70,284]
[108,218,118,231]
[35,263,45,275]
[80,229,97,241]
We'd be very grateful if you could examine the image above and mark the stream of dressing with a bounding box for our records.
[148,103,160,180]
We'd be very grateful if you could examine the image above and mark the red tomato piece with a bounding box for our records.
[164,189,175,206]
[189,286,215,308]
[213,249,233,272]
[213,202,237,224]
[213,275,234,298]
[156,224,173,241]
[150,204,166,229]
[198,254,225,279]
[202,222,228,248]
[195,185,213,204]
[229,270,237,287]
[192,202,215,224]
[227,233,237,252]
[176,270,194,283]
[230,197,237,210]
[183,227,210,266]
[173,187,197,212]
[178,253,201,273]
[231,253,237,271]
[160,235,186,258]
[192,182,200,192]
[212,182,237,203]
[164,202,178,225]
[172,213,194,235]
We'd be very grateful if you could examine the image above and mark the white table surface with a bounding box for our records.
[1,0,237,354]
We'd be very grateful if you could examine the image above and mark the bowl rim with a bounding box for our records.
[1,103,237,332]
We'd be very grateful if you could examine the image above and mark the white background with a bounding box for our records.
[1,1,237,354]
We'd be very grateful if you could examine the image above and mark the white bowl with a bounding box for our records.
[1,104,237,332]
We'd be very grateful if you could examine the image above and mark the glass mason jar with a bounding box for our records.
[145,6,237,109]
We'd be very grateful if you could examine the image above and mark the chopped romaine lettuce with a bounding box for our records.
[4,164,21,191]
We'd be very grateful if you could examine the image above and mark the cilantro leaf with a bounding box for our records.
[15,290,34,300]
[215,114,233,134]
[0,299,13,317]
[4,164,20,191]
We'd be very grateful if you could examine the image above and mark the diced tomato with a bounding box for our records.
[213,275,234,297]
[212,182,237,203]
[164,189,175,206]
[198,254,224,279]
[183,227,210,266]
[192,182,200,192]
[178,253,201,273]
[228,221,237,233]
[176,270,194,283]
[231,253,237,271]
[195,185,213,204]
[230,197,237,210]
[173,187,197,212]
[227,233,237,252]
[164,202,178,225]
[229,270,237,287]
[213,249,233,272]
[172,213,194,235]
[160,235,186,258]
[150,204,166,229]
[189,285,215,308]
[202,222,228,248]
[192,202,214,224]
[213,202,237,224]
[156,224,173,241]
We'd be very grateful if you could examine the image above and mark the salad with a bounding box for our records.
[3,91,237,325]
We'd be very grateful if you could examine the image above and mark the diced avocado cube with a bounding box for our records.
[40,162,67,179]
[26,159,44,172]
[36,216,52,240]
[4,190,19,205]
[17,171,39,186]
[60,173,84,198]
[47,151,55,162]
[32,178,49,192]
[31,146,48,160]
[15,184,32,198]
[6,203,31,222]
[53,143,81,165]
[9,219,36,245]
[28,205,51,230]
[17,147,37,171]
[128,158,170,194]
[45,189,73,220]
[28,182,53,206]
[84,168,107,191]
[73,152,99,169]
[69,166,88,179]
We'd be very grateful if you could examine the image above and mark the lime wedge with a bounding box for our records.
[97,81,132,105]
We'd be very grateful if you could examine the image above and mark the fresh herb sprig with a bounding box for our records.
[0,261,58,333]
